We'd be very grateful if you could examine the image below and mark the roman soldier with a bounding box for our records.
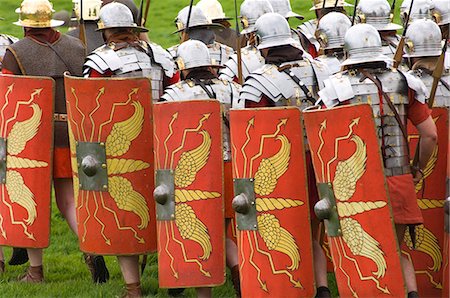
[239,12,332,297]
[400,0,434,24]
[197,0,244,50]
[404,19,449,107]
[315,11,351,74]
[82,3,175,295]
[168,6,234,67]
[355,0,403,59]
[83,2,175,102]
[297,0,352,58]
[161,39,241,297]
[219,0,274,82]
[317,23,438,298]
[1,0,109,283]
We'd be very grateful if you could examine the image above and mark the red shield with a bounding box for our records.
[303,103,406,297]
[230,107,314,297]
[64,75,156,255]
[0,75,53,248]
[402,107,449,296]
[153,100,225,288]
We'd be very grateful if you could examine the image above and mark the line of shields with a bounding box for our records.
[0,74,447,297]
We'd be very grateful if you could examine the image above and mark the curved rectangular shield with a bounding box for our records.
[303,103,406,297]
[64,75,156,255]
[230,107,314,297]
[153,100,225,288]
[0,74,54,248]
[402,107,449,297]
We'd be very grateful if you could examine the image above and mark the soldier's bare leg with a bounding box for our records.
[396,224,418,294]
[54,178,77,233]
[117,255,141,296]
[20,248,44,282]
[27,248,43,267]
[226,238,238,268]
[196,287,212,298]
[225,219,240,296]
[311,217,330,298]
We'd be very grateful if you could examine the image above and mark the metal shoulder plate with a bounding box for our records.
[0,34,19,65]
[162,78,241,106]
[208,42,234,66]
[148,42,175,78]
[414,70,450,107]
[240,60,319,105]
[316,55,342,75]
[83,44,122,76]
[398,69,428,103]
[219,45,265,81]
[83,44,156,78]
[167,44,178,60]
[297,19,320,51]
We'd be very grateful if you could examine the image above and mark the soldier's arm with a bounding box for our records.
[409,100,438,182]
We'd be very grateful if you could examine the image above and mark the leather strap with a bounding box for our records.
[279,64,316,104]
[359,70,410,151]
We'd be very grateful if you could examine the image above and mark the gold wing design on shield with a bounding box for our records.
[7,104,42,155]
[333,135,367,202]
[105,101,144,157]
[415,144,438,192]
[172,129,213,260]
[108,176,149,229]
[257,213,300,270]
[103,101,150,230]
[254,135,290,196]
[341,217,387,278]
[174,130,211,188]
[332,135,386,278]
[5,170,37,225]
[404,225,442,271]
[175,203,212,260]
[251,135,301,270]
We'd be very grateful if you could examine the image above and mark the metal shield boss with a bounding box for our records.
[64,75,156,255]
[230,107,314,297]
[153,100,225,288]
[0,75,54,248]
[403,107,448,297]
[303,103,407,297]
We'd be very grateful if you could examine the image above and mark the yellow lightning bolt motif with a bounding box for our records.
[88,87,105,142]
[241,117,254,177]
[0,83,14,135]
[163,112,178,168]
[97,88,139,139]
[326,117,360,181]
[317,119,327,181]
[249,118,287,175]
[247,231,268,292]
[71,87,88,141]
[169,113,210,168]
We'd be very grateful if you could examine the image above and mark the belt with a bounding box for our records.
[384,165,411,177]
[54,113,67,122]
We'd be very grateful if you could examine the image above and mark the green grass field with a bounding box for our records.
[0,0,400,296]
